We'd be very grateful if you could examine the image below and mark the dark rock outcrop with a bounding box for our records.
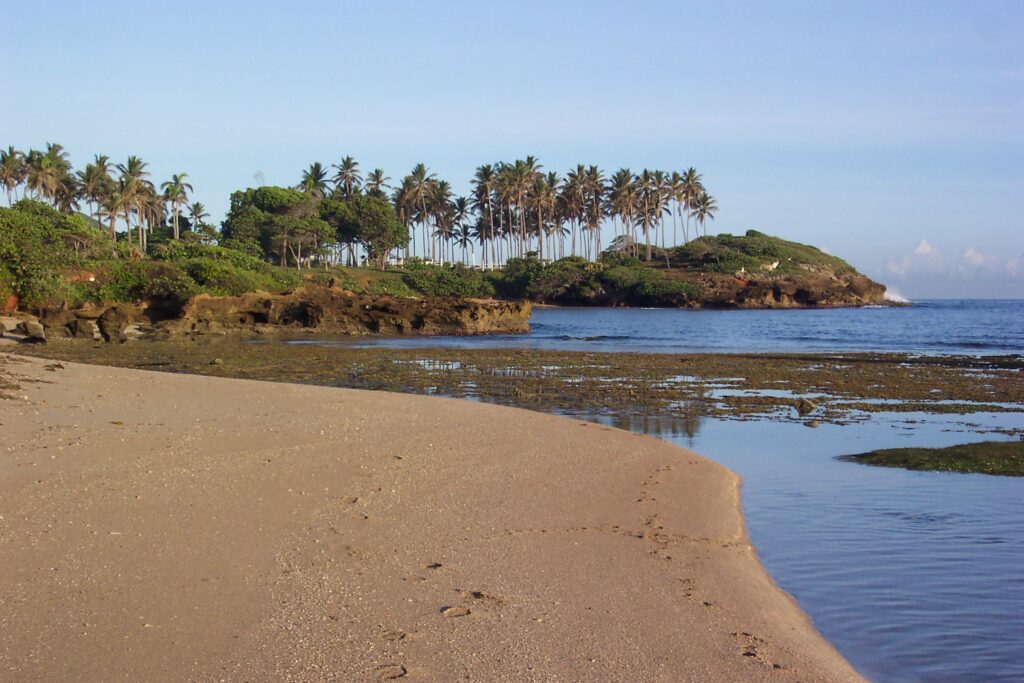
[161,287,531,337]
[690,271,887,309]
[23,286,532,343]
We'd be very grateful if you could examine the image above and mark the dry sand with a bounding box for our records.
[0,353,863,682]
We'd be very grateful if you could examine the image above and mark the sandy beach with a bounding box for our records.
[0,352,862,681]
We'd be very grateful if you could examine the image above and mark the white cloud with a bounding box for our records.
[885,240,944,276]
[884,242,1022,280]
[1005,252,1024,277]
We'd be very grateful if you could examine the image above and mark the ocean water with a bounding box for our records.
[625,411,1024,683]
[323,299,1024,355]
[289,300,1024,681]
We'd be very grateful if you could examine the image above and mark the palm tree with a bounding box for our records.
[99,187,127,242]
[365,168,390,198]
[332,155,362,199]
[77,155,113,223]
[668,171,684,247]
[117,156,152,249]
[471,164,498,267]
[584,165,605,259]
[299,162,330,199]
[561,165,587,257]
[651,170,669,250]
[430,180,454,262]
[637,169,658,261]
[24,146,70,203]
[606,168,638,255]
[188,201,209,227]
[0,147,25,205]
[450,196,471,263]
[161,173,193,239]
[680,167,703,243]
[693,191,718,237]
[406,163,437,260]
[52,174,80,214]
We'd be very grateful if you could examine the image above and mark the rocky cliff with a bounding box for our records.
[2,286,531,343]
[685,269,887,308]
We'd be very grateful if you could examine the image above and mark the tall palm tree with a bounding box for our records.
[606,168,638,255]
[449,196,473,264]
[161,173,193,239]
[299,162,330,199]
[637,169,659,262]
[188,201,209,227]
[668,171,684,247]
[24,147,70,203]
[561,165,587,257]
[117,156,152,249]
[52,174,80,214]
[332,155,362,199]
[471,164,498,268]
[365,168,390,198]
[0,147,25,205]
[430,180,454,262]
[693,191,718,237]
[680,167,703,243]
[99,186,127,242]
[406,163,437,260]
[77,155,113,223]
[584,165,605,259]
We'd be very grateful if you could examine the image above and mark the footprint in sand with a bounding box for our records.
[376,663,407,680]
[457,589,506,609]
[440,606,471,618]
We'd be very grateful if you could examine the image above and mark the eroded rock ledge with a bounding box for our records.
[688,270,888,308]
[3,286,532,343]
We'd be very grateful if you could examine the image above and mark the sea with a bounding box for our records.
[294,300,1024,682]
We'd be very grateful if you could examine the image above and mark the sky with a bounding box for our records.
[2,0,1021,299]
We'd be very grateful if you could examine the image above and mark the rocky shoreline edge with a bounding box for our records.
[0,284,533,343]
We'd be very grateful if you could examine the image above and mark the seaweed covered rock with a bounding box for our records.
[161,286,531,337]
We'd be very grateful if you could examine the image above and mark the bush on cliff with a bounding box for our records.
[670,230,855,275]
[0,200,108,308]
[401,261,495,298]
[152,242,303,295]
[492,255,698,306]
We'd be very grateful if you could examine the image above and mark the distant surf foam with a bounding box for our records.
[884,287,910,304]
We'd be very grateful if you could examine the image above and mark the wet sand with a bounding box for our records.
[0,353,862,681]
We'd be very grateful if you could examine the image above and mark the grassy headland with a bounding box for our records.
[2,144,886,323]
[1,197,883,327]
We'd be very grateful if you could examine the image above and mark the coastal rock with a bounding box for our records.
[159,286,531,338]
[97,305,144,343]
[694,272,887,309]
[16,320,46,343]
[68,318,101,340]
[0,316,21,334]
[28,287,531,343]
[795,398,819,416]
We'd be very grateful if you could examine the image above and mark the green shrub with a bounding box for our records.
[140,263,198,307]
[599,265,644,291]
[528,257,595,301]
[635,277,698,303]
[366,277,416,298]
[0,200,106,307]
[184,259,267,296]
[671,232,854,275]
[401,262,495,298]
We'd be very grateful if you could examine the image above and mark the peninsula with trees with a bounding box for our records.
[0,144,888,342]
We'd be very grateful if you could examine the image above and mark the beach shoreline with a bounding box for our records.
[0,353,862,681]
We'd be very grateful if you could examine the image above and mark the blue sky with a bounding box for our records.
[2,0,1021,298]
